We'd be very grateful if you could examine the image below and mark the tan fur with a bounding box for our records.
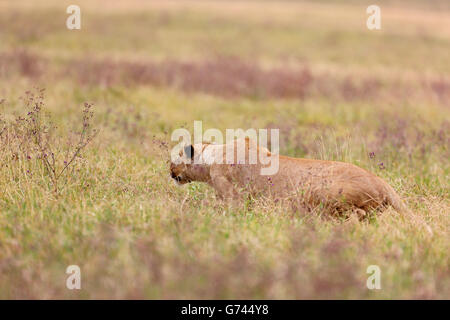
[170,138,407,215]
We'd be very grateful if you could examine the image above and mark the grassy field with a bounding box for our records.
[0,0,448,299]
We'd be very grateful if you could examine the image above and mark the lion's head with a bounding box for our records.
[170,143,215,184]
[170,144,195,184]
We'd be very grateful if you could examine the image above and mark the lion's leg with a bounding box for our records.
[210,175,239,201]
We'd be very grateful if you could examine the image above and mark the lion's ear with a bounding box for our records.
[184,145,194,160]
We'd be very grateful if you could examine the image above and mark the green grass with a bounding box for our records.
[0,0,448,299]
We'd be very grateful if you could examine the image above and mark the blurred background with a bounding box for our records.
[0,0,448,299]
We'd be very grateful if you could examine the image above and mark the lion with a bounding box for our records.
[170,138,407,216]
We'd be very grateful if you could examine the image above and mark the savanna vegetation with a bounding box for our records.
[0,0,448,299]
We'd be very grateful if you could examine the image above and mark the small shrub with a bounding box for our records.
[0,88,97,195]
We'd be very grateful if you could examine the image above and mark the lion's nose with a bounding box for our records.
[171,172,182,181]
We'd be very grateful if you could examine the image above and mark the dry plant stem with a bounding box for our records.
[6,89,96,195]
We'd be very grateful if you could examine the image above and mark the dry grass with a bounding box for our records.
[0,0,448,299]
[1,51,449,106]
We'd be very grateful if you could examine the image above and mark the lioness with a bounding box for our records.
[170,138,407,215]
